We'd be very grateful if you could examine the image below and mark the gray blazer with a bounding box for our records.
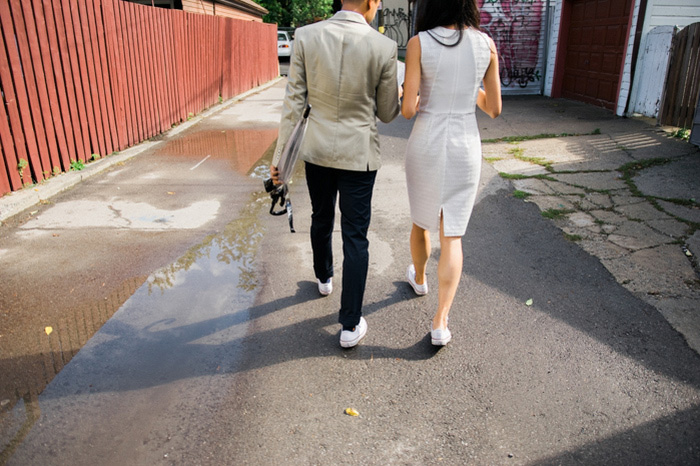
[273,11,400,171]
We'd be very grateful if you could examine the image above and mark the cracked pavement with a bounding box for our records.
[482,120,700,353]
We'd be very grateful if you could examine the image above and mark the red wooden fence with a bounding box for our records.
[0,0,278,195]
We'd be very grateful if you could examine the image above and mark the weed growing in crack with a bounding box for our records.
[541,208,574,220]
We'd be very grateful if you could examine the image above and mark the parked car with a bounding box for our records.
[277,31,293,58]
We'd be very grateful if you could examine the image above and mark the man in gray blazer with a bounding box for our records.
[271,0,400,348]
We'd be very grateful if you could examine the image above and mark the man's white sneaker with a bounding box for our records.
[317,278,332,296]
[407,264,428,295]
[340,317,367,348]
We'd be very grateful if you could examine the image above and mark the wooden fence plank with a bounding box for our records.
[162,9,177,126]
[0,91,14,194]
[150,7,166,132]
[67,0,100,159]
[154,9,171,129]
[53,0,88,161]
[117,0,138,146]
[146,4,163,134]
[126,2,147,140]
[20,0,60,178]
[119,0,142,144]
[81,0,111,156]
[33,0,71,174]
[660,23,700,128]
[136,4,156,138]
[42,0,77,169]
[101,0,128,150]
[174,11,187,121]
[92,0,119,153]
[5,1,46,183]
[0,4,27,191]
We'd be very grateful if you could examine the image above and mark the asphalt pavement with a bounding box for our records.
[1,78,699,464]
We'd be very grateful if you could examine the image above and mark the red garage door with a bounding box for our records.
[558,0,633,110]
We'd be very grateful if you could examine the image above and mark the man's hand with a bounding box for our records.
[270,165,281,184]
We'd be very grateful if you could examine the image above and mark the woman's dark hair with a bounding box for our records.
[414,0,481,47]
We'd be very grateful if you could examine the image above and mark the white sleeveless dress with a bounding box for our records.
[405,27,492,236]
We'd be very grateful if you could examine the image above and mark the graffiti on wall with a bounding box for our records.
[381,8,410,48]
[479,0,543,90]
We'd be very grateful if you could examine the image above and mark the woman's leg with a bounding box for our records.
[410,223,430,285]
[434,217,462,330]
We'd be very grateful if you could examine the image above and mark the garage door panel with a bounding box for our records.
[606,25,624,46]
[596,0,611,18]
[561,0,633,110]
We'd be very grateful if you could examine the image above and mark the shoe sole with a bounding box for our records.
[340,333,366,348]
[409,282,428,296]
[431,336,451,346]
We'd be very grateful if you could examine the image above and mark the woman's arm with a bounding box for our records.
[401,35,421,120]
[477,37,502,119]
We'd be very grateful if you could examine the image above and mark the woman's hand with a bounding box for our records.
[401,35,421,120]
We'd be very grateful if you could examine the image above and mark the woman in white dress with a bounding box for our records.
[402,0,502,345]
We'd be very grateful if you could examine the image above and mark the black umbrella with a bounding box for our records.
[264,104,311,233]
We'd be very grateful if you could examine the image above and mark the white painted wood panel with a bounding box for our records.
[628,26,675,117]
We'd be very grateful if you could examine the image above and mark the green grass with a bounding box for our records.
[512,190,531,199]
[541,208,574,220]
[672,128,690,140]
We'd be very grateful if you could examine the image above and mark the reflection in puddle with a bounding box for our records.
[148,189,268,294]
[153,128,279,175]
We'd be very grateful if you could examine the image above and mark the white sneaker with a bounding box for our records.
[317,278,332,296]
[340,317,367,348]
[431,326,452,346]
[407,264,428,295]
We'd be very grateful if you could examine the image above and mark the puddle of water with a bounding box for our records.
[153,128,279,176]
[0,171,270,458]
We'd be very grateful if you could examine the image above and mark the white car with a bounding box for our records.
[278,31,293,58]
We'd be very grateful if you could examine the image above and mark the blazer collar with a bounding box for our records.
[330,10,370,26]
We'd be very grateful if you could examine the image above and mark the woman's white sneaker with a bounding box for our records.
[407,264,428,295]
[431,326,452,346]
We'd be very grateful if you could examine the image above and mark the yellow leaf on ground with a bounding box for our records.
[345,408,359,417]
[45,326,53,335]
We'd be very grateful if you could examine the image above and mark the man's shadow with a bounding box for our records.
[38,280,440,398]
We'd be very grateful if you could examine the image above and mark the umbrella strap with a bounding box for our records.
[269,186,288,216]
[286,198,295,233]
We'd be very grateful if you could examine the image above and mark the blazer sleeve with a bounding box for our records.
[375,45,400,124]
[272,35,308,167]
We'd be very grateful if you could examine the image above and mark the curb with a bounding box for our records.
[0,77,285,224]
